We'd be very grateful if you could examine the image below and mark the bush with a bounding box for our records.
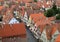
[44,3,60,17]
[56,14,60,20]
[52,3,57,10]
[52,3,58,14]
[58,8,60,14]
[44,9,55,17]
[34,0,37,2]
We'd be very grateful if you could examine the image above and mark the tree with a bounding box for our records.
[44,9,55,17]
[44,3,59,17]
[52,3,58,14]
[34,0,37,2]
[52,3,57,10]
[56,14,60,20]
[58,8,60,14]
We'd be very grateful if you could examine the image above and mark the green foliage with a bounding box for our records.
[58,8,60,14]
[56,8,60,20]
[44,9,55,17]
[34,0,37,2]
[52,3,57,10]
[52,3,58,14]
[44,3,60,20]
[44,3,59,17]
[56,14,60,20]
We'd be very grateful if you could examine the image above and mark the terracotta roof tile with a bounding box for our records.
[30,13,46,23]
[0,23,26,38]
[51,24,58,35]
[35,19,51,27]
[56,0,60,7]
[48,17,55,21]
[22,0,33,3]
[17,0,21,2]
[56,23,60,32]
[37,1,42,8]
[11,5,16,9]
[0,6,3,11]
[0,0,3,2]
[25,3,30,7]
[39,25,45,33]
[55,34,60,42]
[33,10,41,14]
[21,6,25,16]
[26,9,34,16]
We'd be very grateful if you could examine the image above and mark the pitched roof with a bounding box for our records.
[42,2,50,8]
[55,20,60,23]
[48,17,55,21]
[21,0,33,3]
[51,24,58,35]
[56,0,60,7]
[55,34,60,42]
[0,0,3,2]
[0,23,26,38]
[0,6,3,11]
[11,5,16,10]
[17,0,21,2]
[33,10,41,14]
[30,13,46,23]
[21,6,25,16]
[34,15,52,33]
[37,1,42,8]
[38,25,45,33]
[26,9,34,15]
[35,18,51,27]
[56,23,60,32]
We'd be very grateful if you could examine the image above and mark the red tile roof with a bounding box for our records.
[21,6,25,16]
[55,34,60,42]
[37,1,42,8]
[35,19,51,27]
[17,0,21,2]
[0,0,3,2]
[30,13,46,23]
[11,5,16,10]
[21,0,33,3]
[0,6,3,11]
[39,25,45,33]
[0,23,26,38]
[48,17,55,21]
[51,24,58,35]
[56,0,60,7]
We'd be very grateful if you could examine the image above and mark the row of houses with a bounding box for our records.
[0,22,27,42]
[0,0,60,42]
[23,12,60,42]
[9,0,60,42]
